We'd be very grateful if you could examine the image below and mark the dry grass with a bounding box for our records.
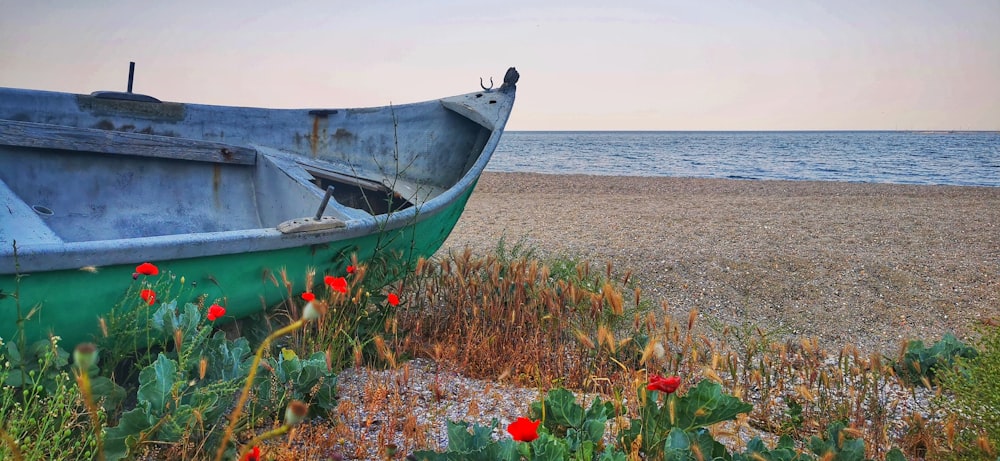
[394,248,643,391]
[249,248,989,461]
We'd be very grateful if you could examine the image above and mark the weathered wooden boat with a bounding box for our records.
[0,66,518,347]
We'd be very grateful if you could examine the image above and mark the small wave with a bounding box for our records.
[492,132,1000,187]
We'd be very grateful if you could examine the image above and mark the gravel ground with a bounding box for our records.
[323,173,999,460]
[439,172,1000,354]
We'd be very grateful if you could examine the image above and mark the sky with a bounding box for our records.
[1,0,997,131]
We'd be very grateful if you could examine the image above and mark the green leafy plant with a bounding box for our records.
[1,338,68,391]
[97,267,199,384]
[411,388,626,461]
[733,436,813,461]
[619,378,753,459]
[528,387,616,455]
[894,333,978,387]
[410,419,522,461]
[804,421,908,461]
[249,348,338,421]
[102,301,250,460]
[807,421,868,459]
[733,432,908,461]
[781,399,805,435]
[1,336,124,410]
[99,298,341,460]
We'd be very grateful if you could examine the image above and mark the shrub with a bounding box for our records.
[937,322,1000,458]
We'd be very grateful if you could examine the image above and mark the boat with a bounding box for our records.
[0,66,518,348]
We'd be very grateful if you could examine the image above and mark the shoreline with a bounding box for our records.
[440,172,1000,354]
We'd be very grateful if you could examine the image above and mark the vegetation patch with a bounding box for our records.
[0,245,997,460]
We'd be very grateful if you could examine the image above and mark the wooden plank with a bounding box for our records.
[0,119,256,165]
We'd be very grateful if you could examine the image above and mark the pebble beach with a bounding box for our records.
[440,172,1000,354]
[332,172,999,458]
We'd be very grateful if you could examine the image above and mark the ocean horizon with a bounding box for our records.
[489,130,1000,187]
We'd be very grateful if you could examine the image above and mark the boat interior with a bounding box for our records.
[0,129,426,245]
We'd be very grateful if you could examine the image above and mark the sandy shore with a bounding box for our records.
[439,172,1000,354]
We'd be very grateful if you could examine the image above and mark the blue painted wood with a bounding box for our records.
[0,68,518,274]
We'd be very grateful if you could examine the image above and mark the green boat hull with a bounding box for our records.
[0,186,473,348]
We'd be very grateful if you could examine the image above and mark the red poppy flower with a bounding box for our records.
[135,262,159,276]
[207,304,226,321]
[346,265,355,274]
[324,275,348,294]
[139,289,156,305]
[387,293,400,306]
[647,374,681,394]
[301,292,315,302]
[242,446,260,461]
[507,417,541,442]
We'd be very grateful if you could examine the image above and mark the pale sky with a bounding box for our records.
[1,0,997,131]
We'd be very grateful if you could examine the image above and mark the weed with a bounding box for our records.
[894,333,977,387]
[0,335,99,460]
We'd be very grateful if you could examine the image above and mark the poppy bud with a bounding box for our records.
[74,343,99,371]
[303,300,328,321]
[285,400,309,426]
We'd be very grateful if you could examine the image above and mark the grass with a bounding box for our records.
[0,335,100,460]
[1,242,998,460]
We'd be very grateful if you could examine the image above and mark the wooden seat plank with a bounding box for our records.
[0,119,256,165]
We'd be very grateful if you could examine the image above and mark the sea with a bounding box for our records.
[488,131,1000,187]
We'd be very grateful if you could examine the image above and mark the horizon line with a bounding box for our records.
[505,129,1000,134]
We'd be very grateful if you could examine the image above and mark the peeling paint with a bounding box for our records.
[77,95,185,120]
[212,164,222,209]
[332,127,354,141]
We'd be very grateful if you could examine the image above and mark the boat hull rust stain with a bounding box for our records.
[309,115,324,157]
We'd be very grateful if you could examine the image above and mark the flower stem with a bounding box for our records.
[76,371,105,461]
[0,426,23,461]
[213,319,305,461]
[236,424,291,460]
